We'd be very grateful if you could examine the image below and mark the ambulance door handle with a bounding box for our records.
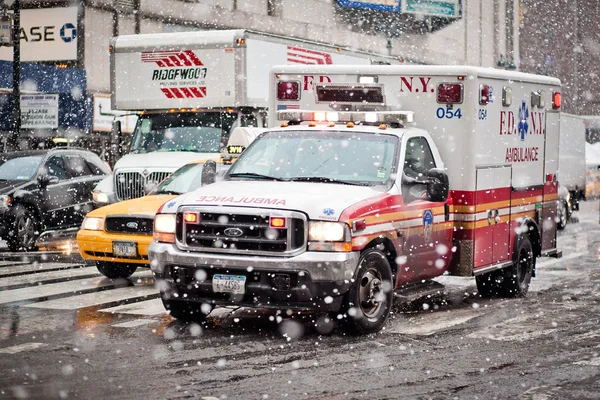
[494,209,500,224]
[487,210,493,225]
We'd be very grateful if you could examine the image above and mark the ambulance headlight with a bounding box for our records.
[154,214,177,243]
[308,221,352,252]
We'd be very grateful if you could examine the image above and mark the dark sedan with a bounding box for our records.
[0,148,110,251]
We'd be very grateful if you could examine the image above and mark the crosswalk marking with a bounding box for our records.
[0,266,99,290]
[100,298,166,316]
[112,319,157,328]
[0,276,130,305]
[0,342,47,354]
[24,284,159,310]
[0,262,85,278]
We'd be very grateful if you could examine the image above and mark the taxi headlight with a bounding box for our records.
[93,192,109,204]
[309,221,347,242]
[82,217,104,231]
[154,214,177,243]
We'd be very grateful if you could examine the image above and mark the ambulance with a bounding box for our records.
[149,65,562,334]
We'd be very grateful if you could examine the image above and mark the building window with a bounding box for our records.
[267,0,281,16]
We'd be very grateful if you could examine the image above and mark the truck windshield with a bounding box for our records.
[129,112,237,154]
[226,130,399,186]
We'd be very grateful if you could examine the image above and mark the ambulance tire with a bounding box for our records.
[162,297,212,322]
[96,261,137,279]
[340,249,393,335]
[502,234,535,297]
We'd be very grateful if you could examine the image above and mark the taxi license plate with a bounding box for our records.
[113,241,137,257]
[212,274,246,294]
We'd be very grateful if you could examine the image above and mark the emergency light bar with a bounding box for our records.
[315,84,385,104]
[276,110,414,125]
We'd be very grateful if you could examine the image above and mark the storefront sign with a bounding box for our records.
[0,7,78,61]
[20,94,59,129]
[337,0,460,18]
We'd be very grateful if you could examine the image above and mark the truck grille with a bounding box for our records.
[105,216,153,234]
[115,171,171,201]
[178,208,306,256]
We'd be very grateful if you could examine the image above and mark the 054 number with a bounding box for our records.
[436,107,462,119]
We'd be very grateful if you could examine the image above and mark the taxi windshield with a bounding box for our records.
[151,163,205,195]
[226,130,399,186]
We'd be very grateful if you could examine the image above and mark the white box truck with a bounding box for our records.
[556,113,586,228]
[94,30,401,205]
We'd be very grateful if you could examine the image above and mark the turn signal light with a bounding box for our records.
[270,217,286,228]
[184,212,199,224]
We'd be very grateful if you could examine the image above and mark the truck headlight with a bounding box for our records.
[82,217,104,231]
[154,214,177,243]
[93,192,110,204]
[308,221,352,252]
[0,195,11,208]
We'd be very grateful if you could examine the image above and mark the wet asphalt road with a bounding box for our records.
[1,203,600,400]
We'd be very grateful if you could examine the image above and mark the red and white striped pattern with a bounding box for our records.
[160,87,207,99]
[287,46,333,65]
[141,50,204,67]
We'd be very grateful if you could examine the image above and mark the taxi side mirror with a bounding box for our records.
[425,168,449,203]
[201,160,217,186]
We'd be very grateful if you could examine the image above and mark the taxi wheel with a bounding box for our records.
[162,298,212,322]
[96,262,137,279]
[340,249,393,335]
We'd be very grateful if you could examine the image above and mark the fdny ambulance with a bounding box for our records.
[149,66,562,334]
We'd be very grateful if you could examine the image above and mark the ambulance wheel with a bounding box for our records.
[340,249,393,335]
[502,235,535,297]
[96,261,137,279]
[162,297,212,322]
[557,200,568,230]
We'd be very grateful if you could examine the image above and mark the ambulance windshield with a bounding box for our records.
[129,112,237,154]
[227,130,398,186]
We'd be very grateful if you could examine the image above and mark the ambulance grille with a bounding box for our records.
[178,208,306,256]
[114,171,171,201]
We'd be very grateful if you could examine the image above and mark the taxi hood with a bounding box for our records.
[87,194,177,218]
[172,180,388,221]
[113,152,219,170]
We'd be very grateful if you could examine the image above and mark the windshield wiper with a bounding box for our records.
[288,176,365,186]
[228,172,287,181]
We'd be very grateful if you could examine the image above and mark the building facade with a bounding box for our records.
[0,0,521,150]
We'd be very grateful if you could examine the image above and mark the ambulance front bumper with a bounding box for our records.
[149,243,360,311]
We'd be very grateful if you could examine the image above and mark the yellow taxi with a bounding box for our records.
[77,159,226,278]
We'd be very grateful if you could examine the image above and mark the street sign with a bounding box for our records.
[0,15,11,47]
[20,94,59,129]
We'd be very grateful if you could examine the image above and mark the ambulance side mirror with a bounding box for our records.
[201,160,217,186]
[426,168,449,203]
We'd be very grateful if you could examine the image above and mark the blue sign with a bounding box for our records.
[60,23,77,43]
[337,0,401,12]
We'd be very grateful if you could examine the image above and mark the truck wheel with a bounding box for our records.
[501,235,535,297]
[7,205,39,252]
[557,200,568,230]
[96,261,137,279]
[162,297,212,322]
[340,249,393,335]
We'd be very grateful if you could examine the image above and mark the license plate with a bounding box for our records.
[212,274,246,294]
[112,241,137,257]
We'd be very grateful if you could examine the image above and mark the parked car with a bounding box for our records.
[77,159,229,279]
[0,149,110,251]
